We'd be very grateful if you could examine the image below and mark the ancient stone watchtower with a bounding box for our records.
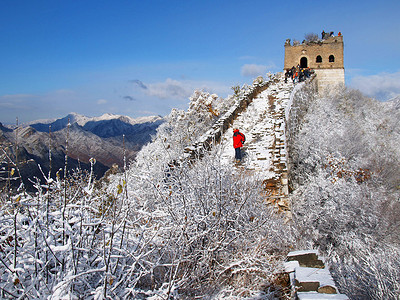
[284,32,345,91]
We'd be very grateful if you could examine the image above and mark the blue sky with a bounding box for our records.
[1,0,399,124]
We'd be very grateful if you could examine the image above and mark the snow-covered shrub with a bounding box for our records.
[119,145,295,298]
[0,145,25,196]
[134,90,235,173]
[304,33,319,43]
[330,240,400,299]
[0,165,165,299]
[288,85,400,298]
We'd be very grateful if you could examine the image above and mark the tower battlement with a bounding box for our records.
[284,32,345,91]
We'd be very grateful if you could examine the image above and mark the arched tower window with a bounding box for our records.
[316,55,322,63]
[300,57,308,68]
[329,55,335,62]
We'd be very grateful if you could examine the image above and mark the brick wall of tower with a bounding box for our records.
[284,35,344,70]
[284,34,344,90]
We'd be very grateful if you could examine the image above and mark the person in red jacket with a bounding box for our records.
[233,128,246,162]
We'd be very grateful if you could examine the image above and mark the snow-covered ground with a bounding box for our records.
[217,78,293,181]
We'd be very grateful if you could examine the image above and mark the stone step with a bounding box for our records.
[285,250,349,300]
[294,266,337,293]
[297,292,349,300]
[287,250,325,268]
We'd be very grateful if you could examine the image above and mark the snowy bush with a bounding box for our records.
[304,33,319,43]
[330,241,400,299]
[0,148,295,298]
[115,140,296,298]
[288,85,400,298]
[1,81,297,298]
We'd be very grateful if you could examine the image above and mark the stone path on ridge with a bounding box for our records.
[218,77,293,184]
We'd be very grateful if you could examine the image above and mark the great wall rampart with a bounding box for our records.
[183,73,311,210]
[182,73,313,215]
[183,75,279,159]
[182,72,349,299]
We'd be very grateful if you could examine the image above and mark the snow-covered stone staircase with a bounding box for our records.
[218,75,293,215]
[183,74,308,217]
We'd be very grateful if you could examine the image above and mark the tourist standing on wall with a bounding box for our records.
[233,128,246,163]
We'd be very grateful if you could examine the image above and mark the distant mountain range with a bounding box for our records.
[0,113,164,191]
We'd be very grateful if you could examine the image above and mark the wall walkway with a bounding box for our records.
[181,73,348,299]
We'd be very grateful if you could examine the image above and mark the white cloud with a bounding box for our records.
[241,64,268,77]
[134,78,231,101]
[0,78,232,124]
[145,78,192,99]
[97,99,108,105]
[0,94,38,110]
[0,94,34,99]
[0,90,82,123]
[350,71,400,101]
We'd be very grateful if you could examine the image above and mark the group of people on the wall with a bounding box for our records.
[284,65,314,84]
[232,30,342,163]
[321,30,341,40]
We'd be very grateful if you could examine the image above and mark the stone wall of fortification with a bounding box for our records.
[284,35,344,70]
[314,68,345,92]
[284,34,345,91]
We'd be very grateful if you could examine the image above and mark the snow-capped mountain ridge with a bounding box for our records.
[72,112,163,127]
[28,112,163,131]
[1,112,164,190]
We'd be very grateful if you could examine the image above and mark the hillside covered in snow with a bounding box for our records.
[0,73,399,299]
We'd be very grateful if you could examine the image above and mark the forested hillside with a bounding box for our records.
[0,74,399,299]
[288,86,400,299]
